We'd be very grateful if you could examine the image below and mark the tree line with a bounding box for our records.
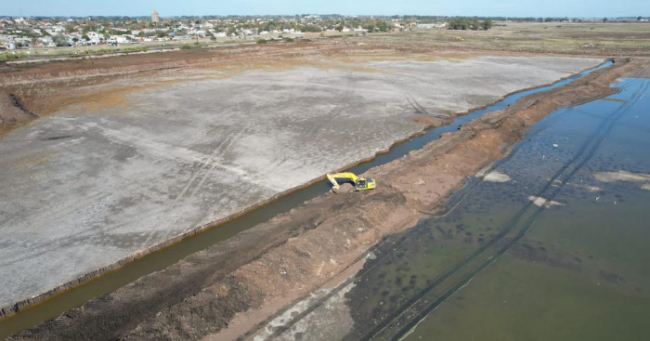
[448,18,493,30]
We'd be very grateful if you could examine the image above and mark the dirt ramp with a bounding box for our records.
[0,90,37,124]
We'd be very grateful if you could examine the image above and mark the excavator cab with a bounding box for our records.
[355,177,376,191]
[327,172,376,192]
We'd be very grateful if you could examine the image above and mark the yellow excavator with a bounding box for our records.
[327,172,376,192]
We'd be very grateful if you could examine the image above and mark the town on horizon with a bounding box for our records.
[1,12,647,51]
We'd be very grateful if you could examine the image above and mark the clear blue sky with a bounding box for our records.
[1,0,646,18]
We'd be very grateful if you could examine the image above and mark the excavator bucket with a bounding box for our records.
[327,173,340,191]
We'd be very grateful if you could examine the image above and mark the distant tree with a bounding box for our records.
[469,18,480,30]
[336,25,344,32]
[377,21,389,32]
[448,18,468,30]
[156,31,166,38]
[301,25,322,32]
[638,16,643,21]
[603,18,608,23]
[481,20,493,30]
[52,34,67,47]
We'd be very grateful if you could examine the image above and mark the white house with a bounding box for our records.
[38,36,53,45]
[87,31,104,44]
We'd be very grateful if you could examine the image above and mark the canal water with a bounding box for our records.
[0,62,612,338]
[342,77,650,341]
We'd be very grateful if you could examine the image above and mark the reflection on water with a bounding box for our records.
[344,78,650,341]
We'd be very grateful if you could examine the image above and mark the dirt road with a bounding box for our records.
[7,57,646,340]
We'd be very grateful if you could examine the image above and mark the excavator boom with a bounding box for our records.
[327,172,375,192]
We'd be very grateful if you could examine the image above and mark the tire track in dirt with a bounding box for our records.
[175,127,242,201]
[140,124,253,247]
[189,125,251,198]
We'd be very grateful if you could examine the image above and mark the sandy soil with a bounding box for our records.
[6,57,645,341]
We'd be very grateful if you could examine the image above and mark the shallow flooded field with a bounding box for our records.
[343,77,650,340]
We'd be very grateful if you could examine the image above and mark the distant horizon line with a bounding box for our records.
[1,14,647,19]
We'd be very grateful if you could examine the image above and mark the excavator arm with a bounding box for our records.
[327,172,375,192]
[327,172,359,190]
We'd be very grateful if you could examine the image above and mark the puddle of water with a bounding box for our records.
[341,77,650,341]
[0,61,612,339]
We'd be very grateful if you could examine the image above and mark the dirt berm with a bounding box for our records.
[8,58,647,341]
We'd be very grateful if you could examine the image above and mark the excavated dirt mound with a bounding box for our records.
[0,90,36,124]
[332,183,355,194]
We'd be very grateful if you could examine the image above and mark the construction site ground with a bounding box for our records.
[1,24,649,340]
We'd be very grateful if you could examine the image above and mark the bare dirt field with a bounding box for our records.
[1,23,648,340]
[0,51,599,313]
